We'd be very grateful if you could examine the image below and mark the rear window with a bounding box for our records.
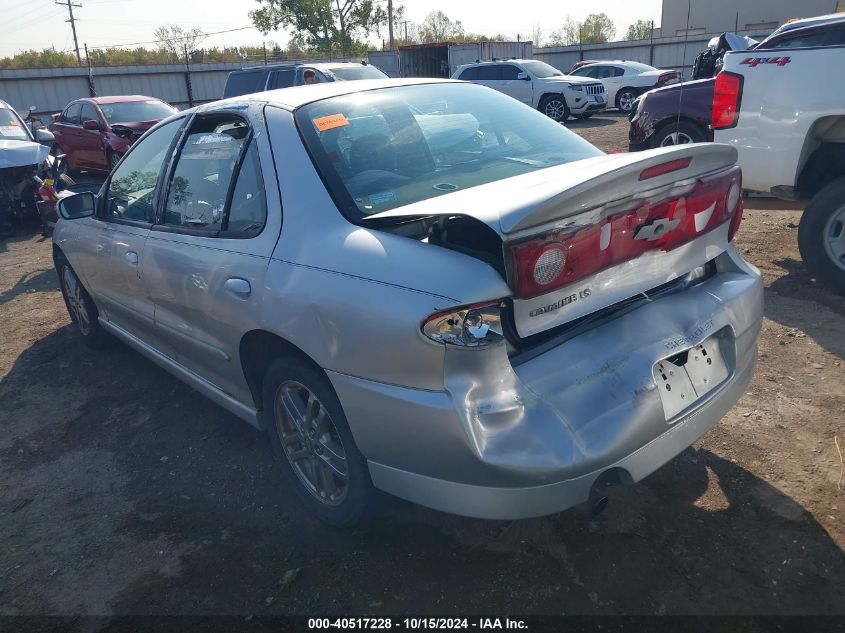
[99,100,175,124]
[296,82,603,218]
[0,107,29,140]
[327,65,388,81]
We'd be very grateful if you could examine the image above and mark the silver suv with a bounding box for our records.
[452,59,607,121]
[53,78,762,526]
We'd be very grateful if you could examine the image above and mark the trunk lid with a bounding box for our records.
[365,144,741,339]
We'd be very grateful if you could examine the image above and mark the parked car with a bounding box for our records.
[452,59,607,121]
[53,78,762,526]
[1,98,57,236]
[628,79,715,150]
[223,61,389,98]
[569,61,681,112]
[49,95,177,173]
[714,13,845,292]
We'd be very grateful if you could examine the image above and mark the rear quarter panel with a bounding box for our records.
[630,79,715,147]
[715,47,845,192]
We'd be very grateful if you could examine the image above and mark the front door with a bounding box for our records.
[79,117,185,349]
[77,102,107,170]
[497,64,533,104]
[142,111,274,402]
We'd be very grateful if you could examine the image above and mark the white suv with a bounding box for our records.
[452,59,607,122]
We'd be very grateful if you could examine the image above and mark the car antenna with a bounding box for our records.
[673,0,692,144]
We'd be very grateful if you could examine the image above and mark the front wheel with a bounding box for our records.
[538,95,570,122]
[263,358,377,527]
[616,88,639,112]
[798,177,845,294]
[56,255,111,348]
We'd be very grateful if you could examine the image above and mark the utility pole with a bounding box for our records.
[387,0,395,50]
[57,0,82,65]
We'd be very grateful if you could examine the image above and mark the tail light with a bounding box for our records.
[656,71,678,85]
[508,166,743,299]
[712,71,743,130]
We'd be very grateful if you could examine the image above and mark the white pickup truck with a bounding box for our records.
[714,13,845,291]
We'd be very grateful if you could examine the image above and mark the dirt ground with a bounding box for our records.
[1,113,843,618]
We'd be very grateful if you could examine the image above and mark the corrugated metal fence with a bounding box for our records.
[534,29,771,77]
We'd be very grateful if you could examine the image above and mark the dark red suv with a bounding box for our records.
[49,95,176,173]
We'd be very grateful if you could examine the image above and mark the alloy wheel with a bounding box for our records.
[543,98,567,120]
[660,131,694,146]
[62,266,91,335]
[823,205,845,273]
[618,92,636,112]
[274,381,349,506]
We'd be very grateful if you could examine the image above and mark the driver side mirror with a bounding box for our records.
[58,192,96,220]
[34,128,54,146]
[517,72,530,80]
[82,119,100,131]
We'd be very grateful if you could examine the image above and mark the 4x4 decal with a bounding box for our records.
[740,56,792,67]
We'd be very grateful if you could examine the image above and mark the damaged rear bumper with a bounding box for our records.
[329,247,763,519]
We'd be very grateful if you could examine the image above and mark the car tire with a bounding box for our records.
[798,177,845,294]
[652,121,706,148]
[55,254,111,348]
[538,94,570,122]
[262,357,377,527]
[616,88,639,112]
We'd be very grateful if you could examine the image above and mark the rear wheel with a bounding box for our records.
[798,177,845,294]
[56,255,110,348]
[263,357,376,527]
[108,150,122,172]
[616,88,639,112]
[653,121,706,148]
[538,94,570,122]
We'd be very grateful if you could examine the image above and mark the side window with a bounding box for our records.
[458,67,478,80]
[268,69,296,89]
[106,118,184,223]
[475,65,501,80]
[80,103,99,124]
[226,143,267,236]
[581,66,602,78]
[609,66,625,77]
[161,115,251,232]
[63,102,82,125]
[500,65,520,80]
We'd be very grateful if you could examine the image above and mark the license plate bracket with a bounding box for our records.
[654,333,731,421]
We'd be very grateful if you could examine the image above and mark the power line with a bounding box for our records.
[56,0,83,65]
[85,24,259,50]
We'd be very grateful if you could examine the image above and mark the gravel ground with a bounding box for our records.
[1,113,843,619]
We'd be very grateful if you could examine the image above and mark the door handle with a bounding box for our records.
[125,251,138,266]
[224,278,251,298]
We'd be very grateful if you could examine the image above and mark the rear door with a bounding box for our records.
[142,108,281,402]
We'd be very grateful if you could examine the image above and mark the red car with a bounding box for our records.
[49,95,176,173]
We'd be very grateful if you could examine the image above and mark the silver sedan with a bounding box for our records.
[53,78,763,526]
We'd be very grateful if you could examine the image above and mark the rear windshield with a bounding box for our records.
[0,108,30,140]
[98,100,175,124]
[296,82,603,218]
[327,65,389,81]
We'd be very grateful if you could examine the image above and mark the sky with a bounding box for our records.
[0,0,663,57]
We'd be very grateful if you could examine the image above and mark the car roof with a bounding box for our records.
[87,95,162,105]
[203,77,456,112]
[759,12,845,45]
[460,59,531,66]
[239,61,370,72]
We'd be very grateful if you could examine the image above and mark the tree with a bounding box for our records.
[548,15,580,46]
[581,13,615,44]
[153,24,206,59]
[250,0,387,56]
[625,19,653,41]
[418,10,464,43]
[532,22,544,47]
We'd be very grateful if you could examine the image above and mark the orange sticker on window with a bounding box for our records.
[313,113,349,132]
